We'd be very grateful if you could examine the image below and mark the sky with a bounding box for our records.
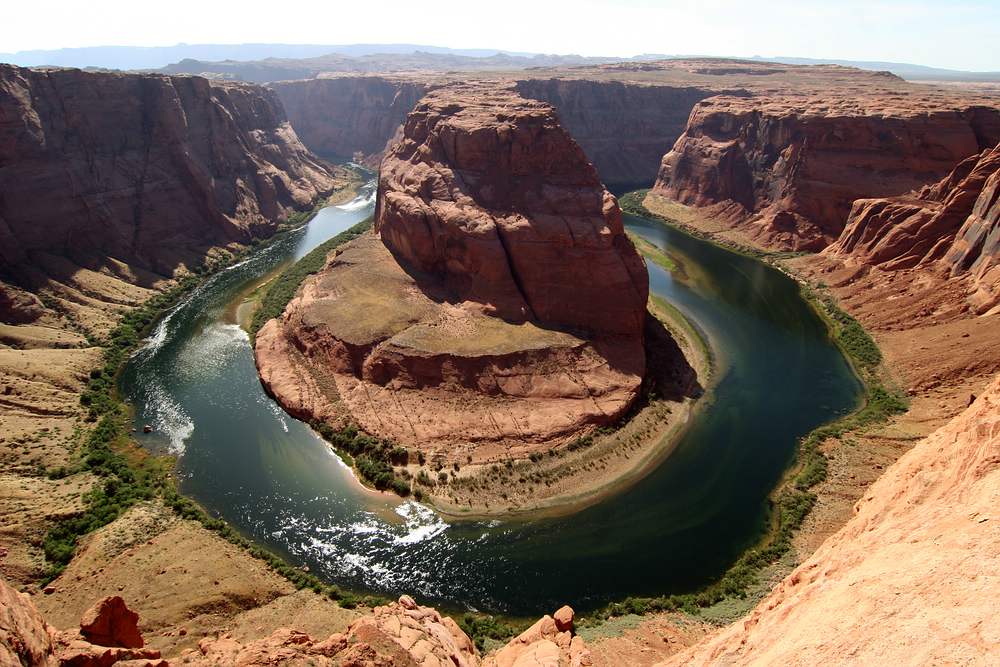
[3,0,999,71]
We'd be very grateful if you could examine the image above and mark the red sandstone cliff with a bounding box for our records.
[375,85,648,337]
[0,65,342,283]
[653,95,1000,250]
[828,143,1000,314]
[271,76,431,165]
[256,85,649,455]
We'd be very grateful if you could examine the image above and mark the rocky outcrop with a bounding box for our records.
[514,79,715,189]
[828,143,1000,313]
[376,85,648,337]
[78,596,143,649]
[660,373,1000,666]
[0,578,163,666]
[272,76,432,165]
[185,595,478,666]
[483,605,592,667]
[0,64,342,283]
[653,95,1000,250]
[184,597,591,667]
[256,85,649,457]
[0,280,45,324]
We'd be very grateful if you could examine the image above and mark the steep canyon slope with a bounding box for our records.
[0,64,360,656]
[255,84,650,458]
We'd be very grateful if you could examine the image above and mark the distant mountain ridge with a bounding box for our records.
[1,43,998,82]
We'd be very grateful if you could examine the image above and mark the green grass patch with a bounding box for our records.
[249,217,372,337]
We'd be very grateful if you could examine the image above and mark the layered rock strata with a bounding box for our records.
[828,143,1000,313]
[654,95,1000,250]
[256,85,649,458]
[0,64,342,283]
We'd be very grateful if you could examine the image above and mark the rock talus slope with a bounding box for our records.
[661,374,1000,666]
[0,64,341,281]
[256,85,649,457]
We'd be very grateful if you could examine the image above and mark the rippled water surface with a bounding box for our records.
[121,187,861,615]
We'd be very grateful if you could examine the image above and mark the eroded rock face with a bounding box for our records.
[375,85,648,337]
[513,79,714,189]
[653,95,1000,250]
[0,578,163,666]
[828,143,1000,313]
[256,85,649,456]
[0,64,340,281]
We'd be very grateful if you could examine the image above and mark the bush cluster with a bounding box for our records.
[312,421,412,496]
[457,613,523,651]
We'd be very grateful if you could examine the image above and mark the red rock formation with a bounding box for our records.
[185,595,478,666]
[0,64,341,282]
[654,95,1000,250]
[256,85,649,456]
[272,76,431,165]
[828,143,1000,313]
[78,596,143,649]
[184,596,592,667]
[376,85,648,337]
[0,577,163,666]
[659,373,1000,666]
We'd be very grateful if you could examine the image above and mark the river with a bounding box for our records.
[119,184,861,616]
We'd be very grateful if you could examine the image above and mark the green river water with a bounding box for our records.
[120,183,861,615]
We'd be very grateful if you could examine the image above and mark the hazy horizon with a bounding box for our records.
[3,0,999,73]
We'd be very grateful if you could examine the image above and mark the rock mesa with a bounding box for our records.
[256,85,649,458]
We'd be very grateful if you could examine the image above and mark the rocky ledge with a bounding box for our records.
[255,85,650,460]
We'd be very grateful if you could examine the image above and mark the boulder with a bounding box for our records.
[79,596,143,649]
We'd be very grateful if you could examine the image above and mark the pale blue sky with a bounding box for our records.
[4,0,999,71]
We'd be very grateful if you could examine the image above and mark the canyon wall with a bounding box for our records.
[653,95,1000,250]
[271,76,431,164]
[0,64,341,284]
[827,143,1000,314]
[256,84,650,456]
[513,78,715,189]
